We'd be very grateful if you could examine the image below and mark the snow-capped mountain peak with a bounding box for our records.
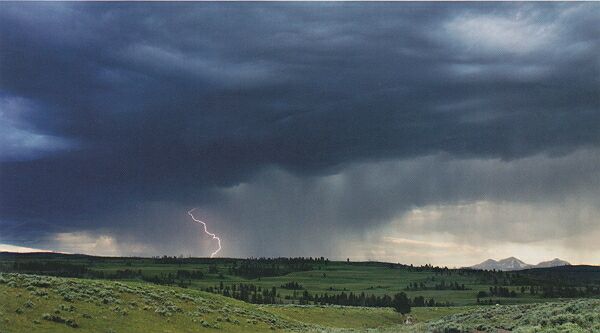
[470,257,570,271]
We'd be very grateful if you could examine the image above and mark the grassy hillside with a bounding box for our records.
[0,273,412,333]
[427,299,600,333]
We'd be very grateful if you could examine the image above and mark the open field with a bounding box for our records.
[2,253,599,308]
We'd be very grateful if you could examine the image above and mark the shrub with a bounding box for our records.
[42,313,64,323]
[65,318,79,328]
[59,304,76,312]
[31,289,48,297]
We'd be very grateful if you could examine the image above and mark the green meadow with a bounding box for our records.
[1,254,599,332]
[13,256,592,306]
[1,273,599,333]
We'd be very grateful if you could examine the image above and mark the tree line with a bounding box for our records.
[405,280,468,291]
[203,281,452,313]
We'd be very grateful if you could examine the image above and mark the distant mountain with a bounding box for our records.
[470,257,570,271]
[535,258,571,268]
[471,257,532,271]
[471,259,499,270]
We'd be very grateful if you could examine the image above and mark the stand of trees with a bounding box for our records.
[405,280,467,291]
[204,283,279,304]
[280,281,303,290]
[204,281,449,311]
[541,285,600,298]
[228,257,325,278]
[488,286,518,298]
[11,262,88,277]
[393,292,411,314]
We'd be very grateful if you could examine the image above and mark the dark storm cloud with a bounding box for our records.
[0,2,598,254]
[196,148,600,257]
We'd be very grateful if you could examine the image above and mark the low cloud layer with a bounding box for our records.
[1,3,598,265]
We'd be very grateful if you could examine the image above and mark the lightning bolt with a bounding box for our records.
[187,208,222,258]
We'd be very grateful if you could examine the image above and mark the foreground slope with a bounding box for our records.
[427,299,600,333]
[0,273,309,332]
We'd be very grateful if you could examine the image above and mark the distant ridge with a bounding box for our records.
[470,257,570,271]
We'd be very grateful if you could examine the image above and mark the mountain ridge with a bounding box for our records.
[470,257,570,271]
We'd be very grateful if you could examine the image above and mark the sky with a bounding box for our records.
[0,2,599,267]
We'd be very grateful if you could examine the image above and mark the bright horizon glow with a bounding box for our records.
[1,242,597,267]
[0,243,52,253]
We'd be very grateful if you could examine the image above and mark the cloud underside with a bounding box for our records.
[0,3,599,265]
